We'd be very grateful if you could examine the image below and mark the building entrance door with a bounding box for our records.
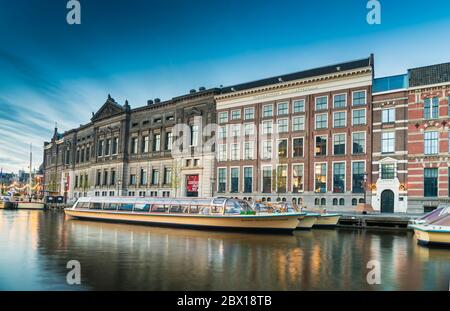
[186,175,199,197]
[381,190,395,213]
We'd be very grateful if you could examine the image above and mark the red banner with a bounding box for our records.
[186,175,199,192]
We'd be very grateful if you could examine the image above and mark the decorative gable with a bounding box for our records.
[91,95,125,121]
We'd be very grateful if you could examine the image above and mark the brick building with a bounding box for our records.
[406,63,450,212]
[215,56,374,210]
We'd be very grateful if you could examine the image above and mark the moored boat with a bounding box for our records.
[411,213,450,247]
[65,197,304,233]
[314,213,341,228]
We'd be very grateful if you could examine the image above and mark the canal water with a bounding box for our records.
[0,210,449,291]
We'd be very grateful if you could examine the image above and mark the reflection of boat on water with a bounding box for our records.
[411,209,450,247]
[65,197,304,233]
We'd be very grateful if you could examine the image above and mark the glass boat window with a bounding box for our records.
[169,205,185,213]
[151,205,166,213]
[76,202,90,209]
[210,206,223,214]
[189,205,200,214]
[200,207,210,215]
[119,203,134,211]
[134,203,150,212]
[90,202,103,210]
[224,200,242,215]
[254,203,271,212]
[212,198,226,205]
[103,203,119,210]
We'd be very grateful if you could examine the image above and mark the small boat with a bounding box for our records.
[313,213,341,228]
[411,206,450,225]
[65,197,305,233]
[411,214,450,247]
[17,201,46,210]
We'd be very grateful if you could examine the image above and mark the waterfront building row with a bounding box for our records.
[43,56,450,213]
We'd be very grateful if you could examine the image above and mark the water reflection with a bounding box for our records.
[0,210,449,290]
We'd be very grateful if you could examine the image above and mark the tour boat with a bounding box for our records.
[411,214,450,247]
[65,197,305,233]
[313,213,342,228]
[252,201,319,230]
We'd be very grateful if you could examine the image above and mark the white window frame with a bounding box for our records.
[243,141,254,160]
[229,166,240,193]
[381,108,396,124]
[231,109,241,120]
[292,115,305,131]
[350,160,366,193]
[315,113,328,129]
[230,143,240,161]
[218,144,227,161]
[277,102,289,116]
[315,96,328,111]
[381,131,395,153]
[352,90,367,106]
[242,166,254,193]
[292,136,305,158]
[332,161,346,193]
[314,162,328,194]
[351,131,366,154]
[277,118,289,133]
[292,99,305,113]
[333,111,347,128]
[244,107,255,120]
[262,121,273,135]
[262,140,272,159]
[261,165,273,193]
[217,167,227,193]
[218,111,228,123]
[333,93,347,108]
[332,133,347,155]
[262,104,274,118]
[291,163,305,193]
[352,108,367,126]
[277,138,289,159]
[315,135,328,156]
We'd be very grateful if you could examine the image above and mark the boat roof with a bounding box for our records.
[76,197,237,207]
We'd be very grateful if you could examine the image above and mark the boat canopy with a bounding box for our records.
[419,207,450,223]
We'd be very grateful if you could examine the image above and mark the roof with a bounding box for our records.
[409,62,450,87]
[373,74,408,93]
[220,55,374,94]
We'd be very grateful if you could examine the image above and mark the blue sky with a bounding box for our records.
[1,0,450,173]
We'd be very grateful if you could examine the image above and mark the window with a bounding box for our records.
[244,107,255,120]
[293,138,304,157]
[277,102,289,115]
[130,138,138,154]
[231,143,240,161]
[98,140,104,157]
[112,137,118,155]
[75,176,79,188]
[151,134,160,152]
[381,164,395,180]
[262,141,272,159]
[217,168,226,193]
[219,111,228,123]
[230,168,239,193]
[263,105,273,118]
[424,131,439,155]
[96,170,101,186]
[292,116,305,131]
[218,144,227,161]
[165,132,172,150]
[276,165,287,193]
[105,139,111,156]
[314,163,327,193]
[333,94,346,108]
[278,140,288,158]
[262,167,272,193]
[277,119,288,133]
[231,124,241,137]
[315,136,327,156]
[382,108,395,123]
[243,167,253,193]
[333,163,345,193]
[142,136,149,153]
[163,168,172,185]
[85,147,90,161]
[129,174,136,186]
[424,97,439,119]
[315,114,328,129]
[244,123,254,136]
[315,96,328,110]
[333,111,346,128]
[293,100,305,113]
[292,164,304,193]
[262,121,272,135]
[352,109,366,125]
[352,132,365,154]
[352,162,365,193]
[333,133,346,155]
[218,126,227,139]
[190,125,198,146]
[140,169,147,185]
[231,110,241,120]
[103,171,108,186]
[382,132,395,153]
[151,169,159,185]
[110,170,116,186]
[244,142,254,160]
[352,91,366,106]
[424,168,438,197]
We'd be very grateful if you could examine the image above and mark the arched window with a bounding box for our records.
[321,198,326,206]
[352,198,358,206]
[292,198,297,204]
[333,198,338,206]
[282,198,286,202]
[315,198,320,206]
[339,198,345,206]
[359,198,365,204]
[262,197,266,202]
[267,197,271,202]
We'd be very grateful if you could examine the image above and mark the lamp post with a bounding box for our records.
[363,173,368,204]
[117,179,122,197]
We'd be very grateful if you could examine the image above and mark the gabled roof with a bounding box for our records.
[219,56,374,94]
[409,62,450,87]
[91,95,127,122]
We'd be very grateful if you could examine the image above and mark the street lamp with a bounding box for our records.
[363,173,368,204]
[117,179,122,197]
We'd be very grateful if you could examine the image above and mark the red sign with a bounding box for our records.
[186,175,199,193]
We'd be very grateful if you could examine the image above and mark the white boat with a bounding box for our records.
[411,214,450,247]
[17,201,46,210]
[313,213,341,228]
[65,197,305,233]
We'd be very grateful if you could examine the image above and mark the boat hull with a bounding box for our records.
[313,214,341,228]
[413,225,450,247]
[296,215,318,230]
[17,202,46,210]
[65,209,302,233]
